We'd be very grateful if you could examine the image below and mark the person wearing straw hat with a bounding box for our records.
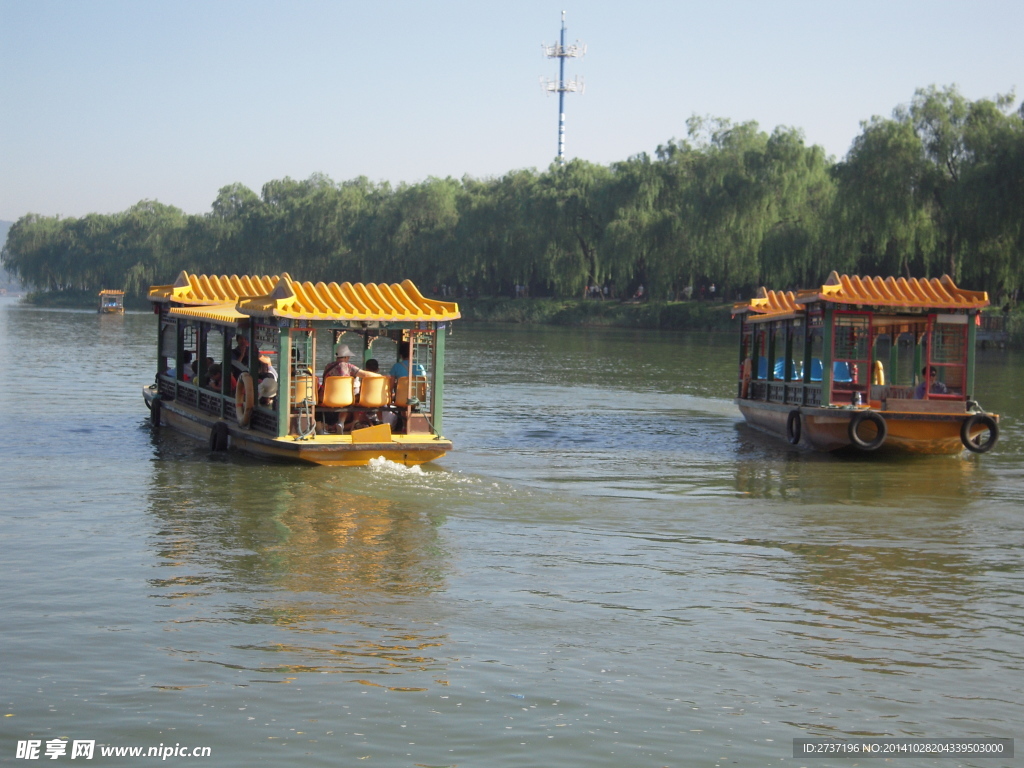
[321,345,375,433]
[323,344,368,380]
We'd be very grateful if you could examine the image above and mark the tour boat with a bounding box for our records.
[98,289,125,314]
[143,271,459,466]
[732,271,999,455]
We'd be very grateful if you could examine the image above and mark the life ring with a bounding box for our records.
[150,397,162,427]
[848,410,887,451]
[740,358,752,399]
[209,421,229,452]
[235,372,255,427]
[960,413,999,453]
[786,409,802,445]
[872,360,885,386]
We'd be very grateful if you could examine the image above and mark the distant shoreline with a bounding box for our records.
[17,290,1022,345]
[20,290,738,332]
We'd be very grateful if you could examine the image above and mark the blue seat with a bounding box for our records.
[808,358,853,382]
[756,357,768,379]
[774,358,787,379]
[810,358,823,382]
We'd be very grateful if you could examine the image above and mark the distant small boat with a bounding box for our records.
[732,271,999,455]
[143,271,459,466]
[98,289,125,314]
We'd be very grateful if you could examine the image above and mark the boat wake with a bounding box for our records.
[367,455,426,475]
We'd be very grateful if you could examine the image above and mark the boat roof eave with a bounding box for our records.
[794,272,989,311]
[167,303,248,325]
[741,311,802,325]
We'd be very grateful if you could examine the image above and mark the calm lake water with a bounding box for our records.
[1,296,1022,767]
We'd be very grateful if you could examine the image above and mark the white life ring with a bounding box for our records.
[235,372,255,427]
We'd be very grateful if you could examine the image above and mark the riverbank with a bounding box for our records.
[456,296,737,331]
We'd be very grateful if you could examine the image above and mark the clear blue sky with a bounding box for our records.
[1,0,1021,221]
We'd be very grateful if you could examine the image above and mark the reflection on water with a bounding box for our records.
[145,451,454,678]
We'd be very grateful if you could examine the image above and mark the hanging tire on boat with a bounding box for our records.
[785,409,802,445]
[960,413,999,453]
[150,397,162,427]
[209,421,229,452]
[848,410,887,451]
[235,372,255,427]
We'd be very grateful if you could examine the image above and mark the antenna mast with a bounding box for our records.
[541,11,586,163]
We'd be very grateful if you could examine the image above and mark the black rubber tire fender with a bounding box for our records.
[848,410,887,451]
[960,413,999,454]
[209,421,229,452]
[785,409,802,445]
[150,397,162,427]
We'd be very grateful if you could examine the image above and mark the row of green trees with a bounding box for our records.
[4,85,1022,303]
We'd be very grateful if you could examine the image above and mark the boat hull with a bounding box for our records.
[145,385,451,466]
[736,399,996,455]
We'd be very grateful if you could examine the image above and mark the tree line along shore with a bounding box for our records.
[3,84,1022,338]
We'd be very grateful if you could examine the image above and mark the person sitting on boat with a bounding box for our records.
[182,352,194,382]
[389,346,426,379]
[197,356,215,387]
[257,354,278,406]
[324,345,369,379]
[321,345,373,433]
[206,363,224,392]
[914,366,948,398]
[231,333,250,369]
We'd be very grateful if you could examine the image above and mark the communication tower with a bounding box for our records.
[541,11,586,162]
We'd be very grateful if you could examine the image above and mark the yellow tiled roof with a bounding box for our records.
[98,289,124,296]
[238,275,461,321]
[800,271,989,309]
[733,288,805,323]
[149,271,460,322]
[148,271,280,305]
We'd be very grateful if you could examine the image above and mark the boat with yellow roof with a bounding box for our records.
[732,271,999,455]
[98,289,125,313]
[143,271,459,466]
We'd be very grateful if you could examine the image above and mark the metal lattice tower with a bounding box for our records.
[541,11,586,163]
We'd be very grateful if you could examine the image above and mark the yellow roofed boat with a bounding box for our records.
[143,271,460,466]
[732,271,999,455]
[98,289,125,314]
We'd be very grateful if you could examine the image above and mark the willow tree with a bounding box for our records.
[536,159,612,296]
[958,99,1024,295]
[671,117,773,296]
[831,115,935,278]
[920,88,1024,294]
[601,152,684,299]
[756,127,836,289]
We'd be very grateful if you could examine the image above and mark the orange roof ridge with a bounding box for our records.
[794,272,988,310]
